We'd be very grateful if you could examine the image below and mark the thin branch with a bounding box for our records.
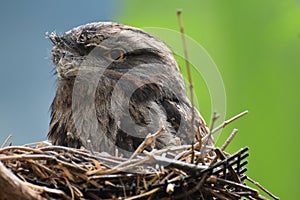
[1,134,12,148]
[0,161,46,200]
[0,154,87,173]
[209,112,220,131]
[221,129,238,151]
[24,181,71,200]
[198,112,220,160]
[0,146,46,154]
[149,153,208,173]
[129,120,164,160]
[246,176,280,200]
[177,9,196,164]
[211,110,248,135]
[200,110,248,155]
[86,139,94,155]
[125,188,160,200]
[210,177,259,194]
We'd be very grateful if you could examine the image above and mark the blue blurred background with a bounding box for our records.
[1,1,299,199]
[0,0,119,144]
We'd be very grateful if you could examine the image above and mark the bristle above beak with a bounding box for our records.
[46,32,61,45]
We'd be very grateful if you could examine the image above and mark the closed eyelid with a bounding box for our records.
[124,48,163,58]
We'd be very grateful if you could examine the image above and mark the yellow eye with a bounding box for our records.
[106,48,125,61]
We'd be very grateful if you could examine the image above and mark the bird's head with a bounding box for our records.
[48,22,180,81]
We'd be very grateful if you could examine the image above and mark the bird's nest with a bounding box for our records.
[0,112,279,200]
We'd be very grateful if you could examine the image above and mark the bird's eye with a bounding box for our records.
[106,48,125,61]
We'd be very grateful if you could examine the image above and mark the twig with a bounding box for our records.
[198,128,213,160]
[209,112,220,131]
[0,154,58,161]
[0,154,87,173]
[0,146,46,154]
[211,110,248,135]
[198,112,219,160]
[119,178,127,199]
[125,187,160,200]
[110,157,151,174]
[177,9,196,164]
[64,177,75,200]
[0,161,46,200]
[129,121,164,160]
[221,129,238,151]
[86,139,94,155]
[173,171,210,199]
[210,177,259,194]
[23,140,52,147]
[200,110,247,152]
[204,187,230,200]
[150,154,207,173]
[24,181,71,200]
[40,145,126,165]
[246,176,280,200]
[1,134,12,148]
[87,156,149,175]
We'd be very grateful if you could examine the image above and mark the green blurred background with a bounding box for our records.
[0,0,299,199]
[120,0,300,199]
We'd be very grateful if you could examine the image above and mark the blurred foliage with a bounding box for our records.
[119,0,300,199]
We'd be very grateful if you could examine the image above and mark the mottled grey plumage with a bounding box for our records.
[47,22,208,156]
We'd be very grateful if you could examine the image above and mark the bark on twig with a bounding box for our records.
[0,161,45,200]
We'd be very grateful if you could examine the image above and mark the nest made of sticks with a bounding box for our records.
[0,112,279,200]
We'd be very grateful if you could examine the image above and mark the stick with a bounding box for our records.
[1,134,12,148]
[246,176,280,200]
[0,161,46,200]
[221,129,238,151]
[209,112,220,131]
[198,112,219,160]
[211,110,248,135]
[24,181,71,199]
[86,139,94,155]
[129,121,164,160]
[125,188,160,200]
[177,9,196,164]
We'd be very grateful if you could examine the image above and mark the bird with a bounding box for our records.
[47,22,209,156]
